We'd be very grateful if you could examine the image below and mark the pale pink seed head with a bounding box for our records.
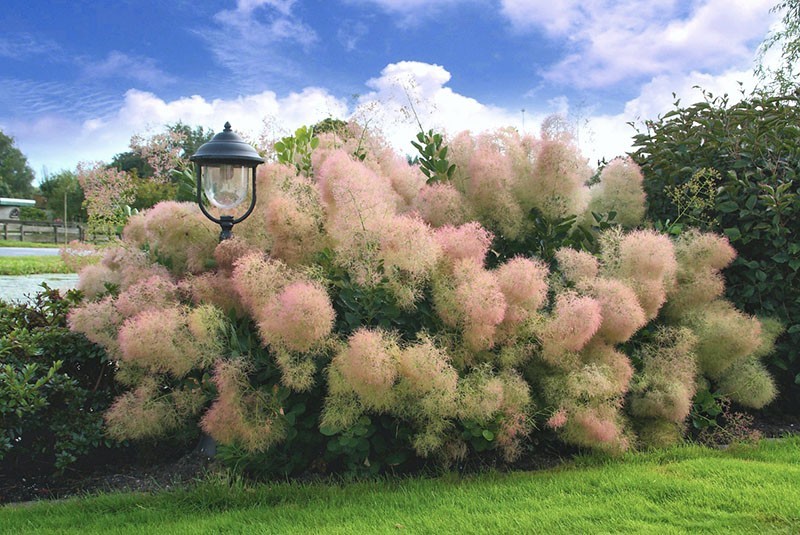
[434,222,493,267]
[257,280,335,352]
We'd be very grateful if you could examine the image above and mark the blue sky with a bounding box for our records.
[0,0,780,180]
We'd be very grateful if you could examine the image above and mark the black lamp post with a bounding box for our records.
[190,122,264,241]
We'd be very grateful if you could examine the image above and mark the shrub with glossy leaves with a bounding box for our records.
[631,89,800,406]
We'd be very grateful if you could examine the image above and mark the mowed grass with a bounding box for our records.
[0,256,72,275]
[2,437,798,534]
[0,240,61,248]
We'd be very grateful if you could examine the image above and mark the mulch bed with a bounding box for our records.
[2,413,797,506]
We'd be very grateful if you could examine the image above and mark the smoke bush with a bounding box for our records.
[331,328,399,411]
[68,296,123,357]
[527,139,591,220]
[201,359,285,452]
[666,230,737,317]
[105,377,180,441]
[65,121,781,471]
[630,327,698,425]
[433,260,507,351]
[76,263,119,299]
[580,278,646,344]
[585,157,646,227]
[496,256,549,326]
[257,280,335,353]
[555,248,599,283]
[415,182,470,227]
[185,272,246,317]
[115,274,179,319]
[602,229,677,319]
[434,222,493,267]
[717,358,777,409]
[682,300,762,378]
[134,201,218,275]
[231,253,291,318]
[541,292,602,360]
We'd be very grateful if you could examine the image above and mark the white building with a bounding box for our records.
[0,197,36,219]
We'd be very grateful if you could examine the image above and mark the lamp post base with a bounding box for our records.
[218,215,234,241]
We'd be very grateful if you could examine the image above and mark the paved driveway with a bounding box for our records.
[0,247,60,256]
[0,274,79,303]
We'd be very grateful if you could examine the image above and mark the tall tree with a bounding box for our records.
[757,1,800,93]
[38,170,86,222]
[0,130,35,198]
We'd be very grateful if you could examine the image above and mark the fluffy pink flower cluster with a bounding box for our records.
[435,261,507,351]
[331,328,399,410]
[415,182,469,228]
[541,292,602,362]
[201,359,285,452]
[434,223,493,267]
[130,201,219,275]
[604,229,677,319]
[117,304,223,377]
[115,274,179,319]
[666,230,737,315]
[257,280,335,353]
[585,157,646,227]
[580,278,647,344]
[495,256,549,327]
[76,161,135,233]
[232,253,335,355]
[555,248,599,283]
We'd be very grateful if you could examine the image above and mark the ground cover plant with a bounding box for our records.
[1,437,797,534]
[64,120,780,477]
[630,90,800,408]
[0,256,72,276]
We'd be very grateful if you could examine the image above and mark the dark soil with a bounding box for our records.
[0,449,218,505]
[1,413,797,506]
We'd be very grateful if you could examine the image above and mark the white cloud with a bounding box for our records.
[0,33,62,60]
[500,0,777,88]
[81,51,176,88]
[348,0,471,12]
[343,0,482,26]
[236,0,297,16]
[201,0,317,89]
[581,66,759,163]
[7,87,348,177]
[4,56,769,183]
[338,20,369,52]
[355,61,528,155]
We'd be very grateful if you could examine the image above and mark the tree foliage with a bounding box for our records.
[38,170,86,222]
[630,89,800,403]
[0,130,35,198]
[757,0,800,93]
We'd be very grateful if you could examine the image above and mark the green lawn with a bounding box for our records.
[0,240,61,248]
[0,256,72,276]
[2,437,798,534]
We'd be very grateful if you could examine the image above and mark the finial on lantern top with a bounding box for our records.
[223,121,232,131]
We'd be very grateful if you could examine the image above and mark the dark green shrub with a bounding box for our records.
[0,286,120,475]
[630,90,800,408]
